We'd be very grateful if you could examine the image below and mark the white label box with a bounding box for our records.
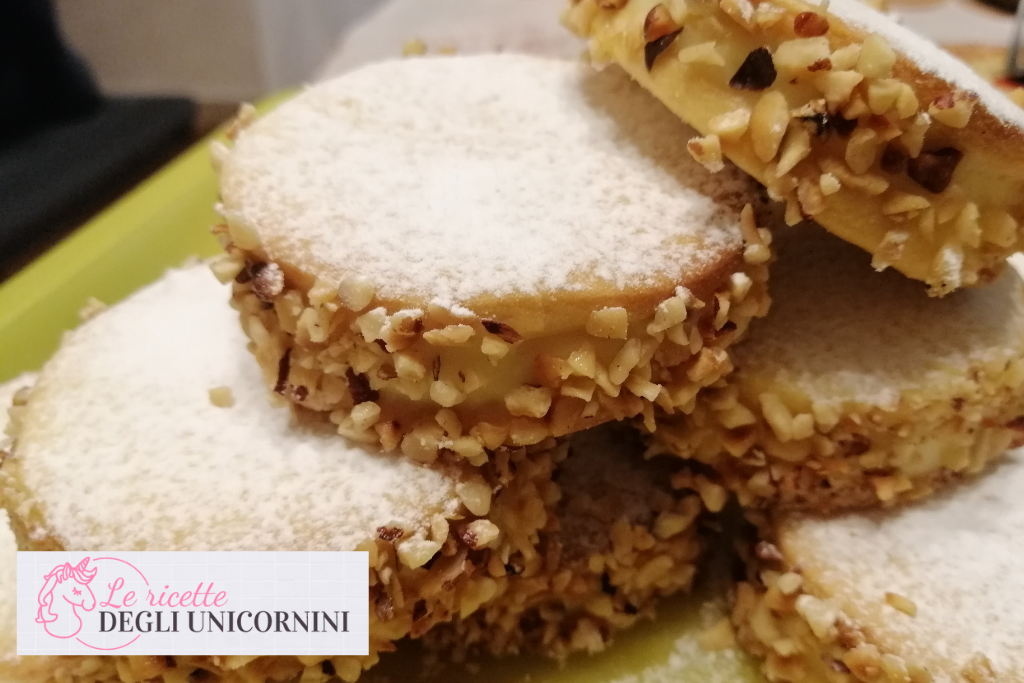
[17,551,368,656]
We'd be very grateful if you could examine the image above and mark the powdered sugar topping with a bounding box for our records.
[221,55,749,311]
[783,449,1024,681]
[735,230,1024,407]
[12,266,461,552]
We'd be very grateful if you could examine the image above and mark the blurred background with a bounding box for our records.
[0,0,378,278]
[0,0,1020,280]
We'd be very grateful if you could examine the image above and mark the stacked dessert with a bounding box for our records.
[1,55,767,681]
[564,0,1024,679]
[2,1,1024,681]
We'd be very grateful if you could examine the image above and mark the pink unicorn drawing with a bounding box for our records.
[36,557,97,639]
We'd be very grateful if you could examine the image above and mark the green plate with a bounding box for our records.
[0,95,762,683]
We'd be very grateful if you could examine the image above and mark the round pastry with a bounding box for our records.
[734,449,1024,683]
[564,0,1024,295]
[651,228,1024,511]
[213,53,771,465]
[0,265,706,682]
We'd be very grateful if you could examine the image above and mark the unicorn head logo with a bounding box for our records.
[36,557,98,639]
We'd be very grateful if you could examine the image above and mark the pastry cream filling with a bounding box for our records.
[218,218,770,463]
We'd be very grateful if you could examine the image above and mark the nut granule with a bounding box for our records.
[214,55,776,467]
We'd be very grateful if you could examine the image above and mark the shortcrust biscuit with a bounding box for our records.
[564,0,1024,294]
[651,229,1024,511]
[0,266,705,682]
[214,54,771,464]
[425,425,707,659]
[733,449,1024,683]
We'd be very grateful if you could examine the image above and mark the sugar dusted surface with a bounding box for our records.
[826,0,1024,129]
[14,266,461,552]
[221,55,749,310]
[733,229,1024,407]
[781,449,1024,681]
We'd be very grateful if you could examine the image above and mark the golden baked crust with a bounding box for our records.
[650,229,1024,512]
[564,0,1024,294]
[215,55,772,461]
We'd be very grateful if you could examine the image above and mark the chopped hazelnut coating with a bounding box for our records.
[650,230,1024,512]
[217,55,771,464]
[424,425,706,660]
[0,266,579,681]
[563,0,1024,294]
[0,267,709,681]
